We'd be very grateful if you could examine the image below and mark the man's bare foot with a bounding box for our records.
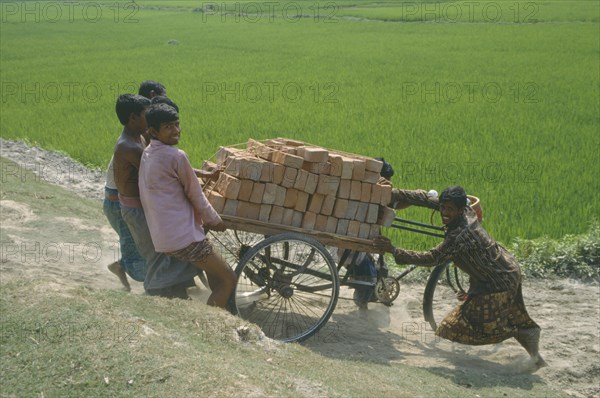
[534,355,548,370]
[523,355,548,373]
[107,262,131,291]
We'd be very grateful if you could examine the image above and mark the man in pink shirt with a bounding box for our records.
[139,103,236,309]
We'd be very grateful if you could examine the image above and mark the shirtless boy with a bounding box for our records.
[112,94,200,298]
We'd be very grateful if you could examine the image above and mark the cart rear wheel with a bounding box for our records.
[231,232,339,343]
[209,229,263,266]
[422,261,468,331]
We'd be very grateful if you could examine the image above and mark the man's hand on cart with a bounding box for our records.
[194,168,221,180]
[373,236,395,254]
[205,221,227,233]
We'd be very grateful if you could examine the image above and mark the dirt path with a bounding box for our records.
[1,139,599,397]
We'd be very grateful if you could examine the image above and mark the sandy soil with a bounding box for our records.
[1,139,599,397]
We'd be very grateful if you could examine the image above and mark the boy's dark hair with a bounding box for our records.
[440,186,468,208]
[138,80,166,99]
[115,94,151,126]
[146,103,179,131]
[375,157,395,180]
[151,95,179,112]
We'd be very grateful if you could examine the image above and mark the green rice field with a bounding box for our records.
[1,0,598,246]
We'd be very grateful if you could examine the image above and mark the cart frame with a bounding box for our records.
[209,212,467,343]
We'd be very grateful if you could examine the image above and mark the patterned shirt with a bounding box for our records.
[392,198,521,295]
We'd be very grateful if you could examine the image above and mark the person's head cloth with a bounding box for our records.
[439,186,468,208]
[375,157,394,180]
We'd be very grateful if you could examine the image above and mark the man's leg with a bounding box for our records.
[103,198,131,290]
[191,251,236,309]
[107,261,131,291]
[515,327,547,368]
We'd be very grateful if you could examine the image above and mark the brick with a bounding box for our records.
[370,183,382,204]
[275,137,305,147]
[363,170,380,184]
[281,167,298,188]
[348,220,360,237]
[249,183,265,204]
[269,206,284,224]
[274,185,286,207]
[215,173,241,200]
[291,211,303,228]
[304,172,318,194]
[338,179,351,199]
[223,199,239,216]
[201,160,218,173]
[283,189,299,208]
[370,224,381,239]
[340,157,354,179]
[224,156,262,181]
[297,146,329,162]
[294,191,309,212]
[378,206,396,227]
[302,212,317,229]
[352,159,366,180]
[237,179,254,202]
[333,199,349,219]
[272,163,285,184]
[336,219,349,235]
[380,184,392,206]
[237,201,260,220]
[326,217,338,234]
[264,138,286,150]
[262,183,278,205]
[259,205,271,222]
[366,204,379,224]
[359,223,371,239]
[315,215,328,232]
[307,193,324,213]
[316,175,340,196]
[216,146,241,166]
[247,138,273,161]
[282,208,295,226]
[321,195,336,216]
[328,154,343,177]
[260,162,273,182]
[272,150,304,169]
[293,169,309,191]
[365,158,383,173]
[303,161,331,175]
[355,203,368,222]
[349,180,362,200]
[361,183,372,202]
[206,191,225,214]
[346,200,359,220]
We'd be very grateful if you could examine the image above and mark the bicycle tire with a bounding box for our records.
[231,232,340,343]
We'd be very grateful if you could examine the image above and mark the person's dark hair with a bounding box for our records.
[440,186,468,208]
[115,94,151,126]
[151,95,179,112]
[145,103,179,131]
[138,80,166,99]
[375,157,395,180]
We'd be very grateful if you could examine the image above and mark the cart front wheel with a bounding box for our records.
[232,232,339,343]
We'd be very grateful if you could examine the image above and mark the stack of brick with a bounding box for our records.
[204,138,396,240]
